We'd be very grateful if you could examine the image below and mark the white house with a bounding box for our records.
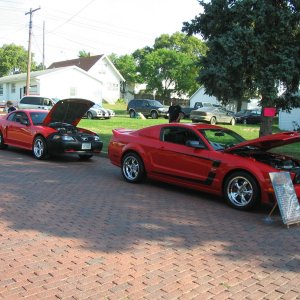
[48,55,125,104]
[279,109,300,131]
[189,87,260,112]
[0,66,102,105]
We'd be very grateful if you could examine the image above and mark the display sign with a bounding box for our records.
[269,172,300,226]
[263,107,277,117]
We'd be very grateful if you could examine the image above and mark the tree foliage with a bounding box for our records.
[78,50,91,58]
[0,44,39,77]
[183,0,300,136]
[110,32,207,100]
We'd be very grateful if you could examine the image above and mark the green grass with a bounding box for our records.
[78,103,299,160]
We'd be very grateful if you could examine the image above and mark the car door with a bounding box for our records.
[5,112,33,148]
[149,126,216,187]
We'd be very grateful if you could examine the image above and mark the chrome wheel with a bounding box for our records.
[224,172,259,210]
[122,153,145,183]
[0,131,7,149]
[33,136,47,159]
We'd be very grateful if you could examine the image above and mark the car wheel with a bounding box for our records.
[210,117,217,125]
[122,152,145,183]
[243,119,247,125]
[129,110,136,118]
[230,118,236,126]
[79,154,93,160]
[224,171,260,211]
[87,112,93,119]
[0,131,8,149]
[151,111,158,119]
[33,136,48,160]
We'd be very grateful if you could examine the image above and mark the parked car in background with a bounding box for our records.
[18,96,56,110]
[127,99,168,119]
[108,123,300,211]
[234,109,262,124]
[86,104,115,120]
[190,106,236,125]
[181,102,214,118]
[0,98,103,160]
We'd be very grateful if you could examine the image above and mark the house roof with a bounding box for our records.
[0,66,102,84]
[48,55,104,71]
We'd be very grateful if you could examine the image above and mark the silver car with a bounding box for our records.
[190,106,236,125]
[86,104,115,120]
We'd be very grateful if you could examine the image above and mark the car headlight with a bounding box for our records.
[94,135,101,141]
[62,135,75,141]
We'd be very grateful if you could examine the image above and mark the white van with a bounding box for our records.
[18,96,56,110]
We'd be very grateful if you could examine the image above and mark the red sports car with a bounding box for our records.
[108,123,300,211]
[0,98,103,160]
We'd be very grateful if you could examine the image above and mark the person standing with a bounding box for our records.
[168,100,183,123]
[6,101,17,113]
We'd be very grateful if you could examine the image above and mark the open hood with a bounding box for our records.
[43,98,94,126]
[225,131,300,152]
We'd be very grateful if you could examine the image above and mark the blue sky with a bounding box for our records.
[0,0,202,67]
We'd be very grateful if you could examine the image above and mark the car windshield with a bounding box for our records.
[93,104,103,109]
[199,128,246,151]
[30,112,48,125]
[149,101,163,107]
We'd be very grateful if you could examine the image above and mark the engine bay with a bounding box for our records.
[49,122,78,134]
[238,149,300,172]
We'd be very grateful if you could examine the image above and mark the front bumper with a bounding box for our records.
[47,137,103,154]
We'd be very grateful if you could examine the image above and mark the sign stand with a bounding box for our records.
[269,172,300,228]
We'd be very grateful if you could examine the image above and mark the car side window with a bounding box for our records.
[161,127,201,146]
[12,112,28,124]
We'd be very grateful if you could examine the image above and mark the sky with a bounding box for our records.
[0,0,203,67]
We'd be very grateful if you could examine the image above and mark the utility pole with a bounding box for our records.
[25,7,40,95]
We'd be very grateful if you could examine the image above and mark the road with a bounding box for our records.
[0,148,299,299]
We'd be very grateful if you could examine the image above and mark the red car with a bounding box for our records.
[108,123,300,211]
[0,98,103,160]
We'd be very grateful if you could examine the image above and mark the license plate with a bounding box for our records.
[82,143,91,150]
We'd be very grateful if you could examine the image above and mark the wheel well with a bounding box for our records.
[33,134,47,145]
[222,169,261,198]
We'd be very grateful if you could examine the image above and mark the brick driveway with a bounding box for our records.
[0,149,299,299]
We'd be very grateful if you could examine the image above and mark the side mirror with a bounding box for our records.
[186,140,206,149]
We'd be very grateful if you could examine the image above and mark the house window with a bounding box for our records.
[11,83,16,93]
[70,87,77,96]
[0,84,3,96]
[107,82,119,91]
[30,85,38,94]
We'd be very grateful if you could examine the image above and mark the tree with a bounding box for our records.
[0,44,38,77]
[109,53,142,94]
[183,0,300,136]
[78,50,91,58]
[133,32,207,100]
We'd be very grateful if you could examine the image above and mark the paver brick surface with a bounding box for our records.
[0,149,299,299]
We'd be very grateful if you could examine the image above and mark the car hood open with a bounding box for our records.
[225,131,300,152]
[43,98,94,126]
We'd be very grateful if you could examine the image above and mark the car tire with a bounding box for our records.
[122,152,145,183]
[243,119,247,125]
[151,111,158,119]
[230,118,236,126]
[79,154,93,160]
[0,131,8,149]
[87,112,93,119]
[223,171,260,211]
[33,136,48,160]
[210,117,217,125]
[129,110,136,118]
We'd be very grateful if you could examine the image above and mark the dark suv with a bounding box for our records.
[127,99,168,119]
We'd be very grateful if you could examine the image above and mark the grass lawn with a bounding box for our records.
[78,103,300,159]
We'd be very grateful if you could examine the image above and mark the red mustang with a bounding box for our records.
[108,123,300,211]
[0,98,103,160]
